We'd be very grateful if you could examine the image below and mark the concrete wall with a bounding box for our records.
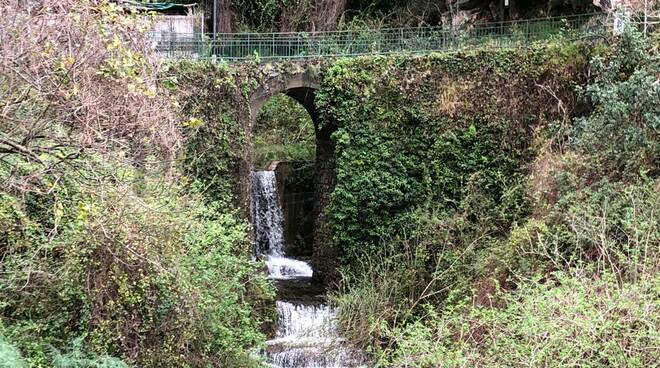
[151,14,205,37]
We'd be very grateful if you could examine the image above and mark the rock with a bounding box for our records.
[594,0,651,13]
[452,9,483,27]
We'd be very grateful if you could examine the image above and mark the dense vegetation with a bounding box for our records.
[323,30,659,367]
[1,0,658,367]
[173,0,602,32]
[0,1,272,367]
[254,94,316,168]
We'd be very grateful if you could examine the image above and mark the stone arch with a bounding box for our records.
[249,71,321,128]
[248,68,337,283]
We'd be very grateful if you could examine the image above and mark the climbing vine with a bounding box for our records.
[316,42,597,266]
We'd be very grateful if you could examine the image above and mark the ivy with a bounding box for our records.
[318,42,595,265]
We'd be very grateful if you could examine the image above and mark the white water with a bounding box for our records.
[252,171,285,257]
[267,256,314,280]
[264,300,364,368]
[251,170,365,368]
[275,302,336,341]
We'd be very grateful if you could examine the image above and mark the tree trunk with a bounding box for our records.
[509,0,520,20]
[313,0,346,31]
[215,0,233,33]
[499,0,505,21]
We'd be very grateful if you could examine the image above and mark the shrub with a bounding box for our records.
[0,1,273,366]
[0,0,179,190]
[384,272,659,368]
[340,177,659,367]
[0,332,130,368]
[0,157,273,367]
[569,31,659,179]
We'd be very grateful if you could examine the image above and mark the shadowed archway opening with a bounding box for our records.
[253,93,315,257]
[251,86,336,279]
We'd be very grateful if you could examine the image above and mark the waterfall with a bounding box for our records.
[267,256,314,280]
[275,302,337,341]
[252,170,285,256]
[252,170,314,279]
[263,301,365,368]
[252,170,365,368]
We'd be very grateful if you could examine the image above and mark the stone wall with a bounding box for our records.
[274,161,315,257]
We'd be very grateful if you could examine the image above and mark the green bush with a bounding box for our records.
[0,156,273,367]
[254,94,316,167]
[569,31,659,179]
[492,179,659,282]
[384,272,659,368]
[331,241,430,348]
[0,332,129,368]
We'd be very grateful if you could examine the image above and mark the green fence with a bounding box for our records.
[151,13,608,61]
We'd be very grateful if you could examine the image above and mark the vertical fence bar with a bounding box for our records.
[525,19,529,43]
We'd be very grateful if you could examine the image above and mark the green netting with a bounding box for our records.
[121,0,191,12]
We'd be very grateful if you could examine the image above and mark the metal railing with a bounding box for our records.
[151,13,608,61]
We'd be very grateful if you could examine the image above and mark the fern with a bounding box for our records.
[50,337,129,368]
[0,336,26,368]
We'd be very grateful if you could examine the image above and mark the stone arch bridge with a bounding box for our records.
[244,64,337,281]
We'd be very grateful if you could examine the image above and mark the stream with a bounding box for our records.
[252,170,366,368]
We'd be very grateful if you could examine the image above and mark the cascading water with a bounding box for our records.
[252,171,313,279]
[252,170,285,257]
[251,170,365,368]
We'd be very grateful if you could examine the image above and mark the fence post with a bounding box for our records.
[525,19,529,43]
[643,0,648,37]
[169,34,174,59]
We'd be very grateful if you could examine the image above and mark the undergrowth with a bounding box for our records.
[254,94,316,167]
[0,155,274,367]
[329,29,659,367]
[0,1,273,367]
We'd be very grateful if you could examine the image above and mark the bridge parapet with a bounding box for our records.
[152,13,607,61]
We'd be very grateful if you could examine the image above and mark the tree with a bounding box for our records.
[314,0,347,30]
[215,0,234,32]
[0,0,179,192]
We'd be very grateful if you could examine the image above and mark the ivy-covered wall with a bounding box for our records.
[169,61,252,211]
[170,42,600,282]
[170,60,325,214]
[315,42,598,275]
